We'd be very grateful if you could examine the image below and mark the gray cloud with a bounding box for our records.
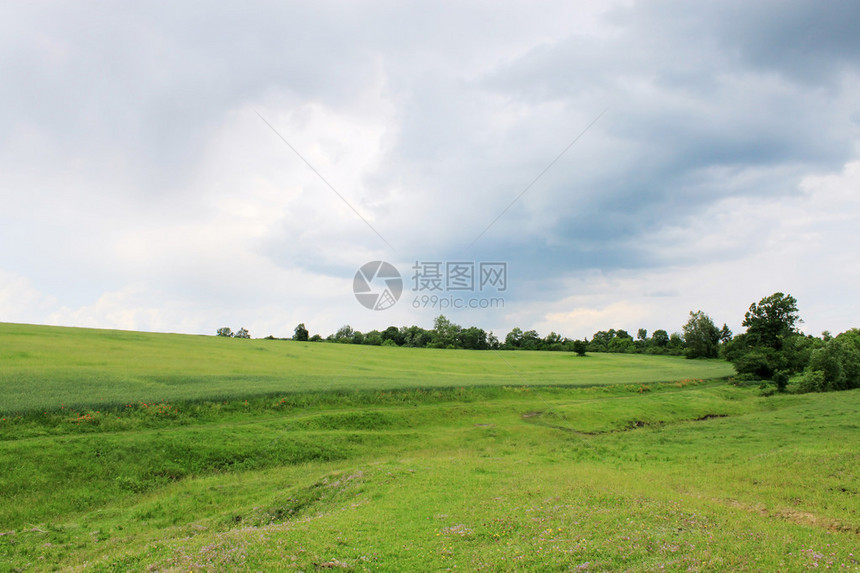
[1,0,859,335]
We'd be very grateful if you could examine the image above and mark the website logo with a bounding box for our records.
[353,261,403,311]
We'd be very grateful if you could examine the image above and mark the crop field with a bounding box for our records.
[0,323,733,413]
[1,323,859,571]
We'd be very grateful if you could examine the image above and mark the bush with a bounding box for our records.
[771,370,789,392]
[732,349,774,380]
[797,330,860,393]
[797,369,826,393]
[805,337,859,391]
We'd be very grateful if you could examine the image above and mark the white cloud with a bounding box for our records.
[1,1,859,339]
[529,158,860,340]
[0,271,57,324]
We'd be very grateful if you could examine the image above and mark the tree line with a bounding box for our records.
[722,292,860,393]
[216,291,860,394]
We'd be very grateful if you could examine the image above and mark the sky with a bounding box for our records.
[1,0,859,341]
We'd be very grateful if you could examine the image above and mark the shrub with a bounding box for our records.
[771,370,789,392]
[798,330,860,393]
[797,369,826,393]
[732,349,773,379]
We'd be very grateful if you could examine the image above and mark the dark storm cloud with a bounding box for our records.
[696,0,860,83]
[466,0,860,266]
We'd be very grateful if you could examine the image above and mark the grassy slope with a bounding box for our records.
[1,324,858,571]
[0,322,732,413]
[1,383,858,571]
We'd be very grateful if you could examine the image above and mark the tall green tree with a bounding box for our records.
[719,324,733,344]
[432,315,461,348]
[381,326,404,346]
[459,326,488,350]
[521,330,541,350]
[651,329,669,348]
[504,327,524,349]
[726,292,806,385]
[334,325,355,343]
[683,311,720,359]
[293,323,309,341]
[742,292,800,350]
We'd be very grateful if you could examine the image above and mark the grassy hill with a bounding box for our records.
[1,323,858,571]
[0,322,733,413]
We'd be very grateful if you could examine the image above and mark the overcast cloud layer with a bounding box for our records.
[1,0,859,340]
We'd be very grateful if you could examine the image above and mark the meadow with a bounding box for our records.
[0,323,858,571]
[0,323,733,413]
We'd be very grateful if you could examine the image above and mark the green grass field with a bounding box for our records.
[1,323,858,571]
[0,322,733,413]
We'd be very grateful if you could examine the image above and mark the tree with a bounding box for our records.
[401,325,432,348]
[637,328,648,341]
[800,329,860,392]
[293,323,309,341]
[234,327,250,339]
[572,339,588,356]
[521,330,541,350]
[683,311,720,359]
[669,332,685,353]
[334,325,355,343]
[727,293,806,385]
[608,334,634,353]
[459,326,488,350]
[363,330,381,345]
[651,329,669,348]
[719,324,733,344]
[381,326,404,346]
[544,332,564,348]
[432,315,461,348]
[216,327,233,337]
[742,292,801,350]
[504,327,524,349]
[543,332,564,346]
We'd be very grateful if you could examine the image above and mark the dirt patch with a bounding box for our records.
[721,498,859,535]
[315,559,350,569]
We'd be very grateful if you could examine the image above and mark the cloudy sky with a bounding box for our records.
[1,0,859,341]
